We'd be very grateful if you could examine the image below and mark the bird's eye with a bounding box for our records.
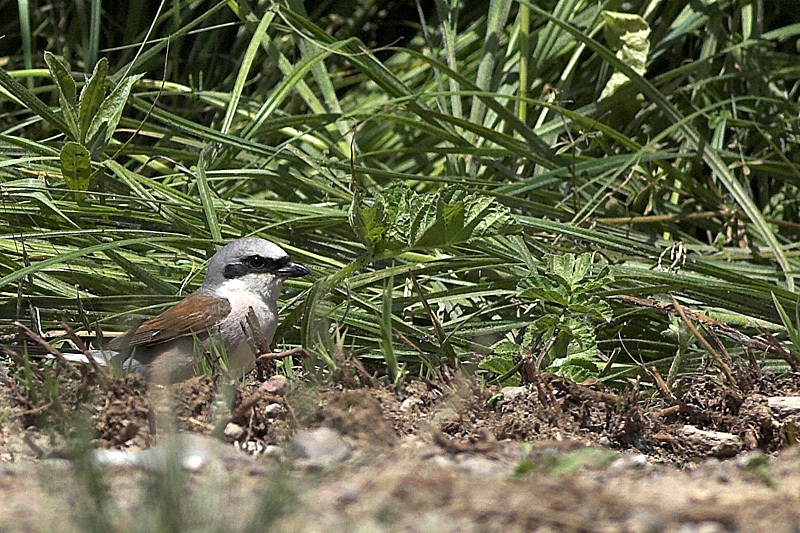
[246,255,267,268]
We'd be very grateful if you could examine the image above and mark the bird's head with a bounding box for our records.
[201,237,309,297]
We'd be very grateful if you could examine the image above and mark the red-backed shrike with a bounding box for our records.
[89,237,308,382]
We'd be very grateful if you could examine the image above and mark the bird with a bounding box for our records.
[9,237,310,383]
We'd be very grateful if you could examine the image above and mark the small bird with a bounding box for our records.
[14,237,310,382]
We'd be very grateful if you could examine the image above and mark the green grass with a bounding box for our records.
[2,0,800,389]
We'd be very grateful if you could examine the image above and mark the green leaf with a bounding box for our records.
[478,354,521,386]
[350,184,520,256]
[599,10,650,100]
[412,187,521,248]
[349,190,387,255]
[86,72,143,148]
[59,141,91,202]
[78,58,108,143]
[43,52,79,140]
[772,293,800,360]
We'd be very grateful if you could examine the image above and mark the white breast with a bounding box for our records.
[213,276,282,375]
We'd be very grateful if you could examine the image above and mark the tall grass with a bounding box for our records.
[2,0,800,387]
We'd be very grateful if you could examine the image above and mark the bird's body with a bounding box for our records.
[59,238,309,382]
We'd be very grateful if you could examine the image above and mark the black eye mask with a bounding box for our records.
[223,255,291,279]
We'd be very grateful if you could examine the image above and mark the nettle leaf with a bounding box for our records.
[43,52,79,140]
[411,187,520,248]
[78,58,108,143]
[350,184,520,256]
[600,10,650,100]
[349,190,387,255]
[478,354,521,386]
[567,299,613,322]
[549,355,602,383]
[520,253,614,307]
[519,282,569,307]
[490,338,522,358]
[86,72,143,147]
[381,185,414,251]
[59,142,91,202]
[546,253,594,292]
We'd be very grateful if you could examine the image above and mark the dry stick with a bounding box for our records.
[670,297,736,385]
[743,346,763,378]
[60,319,106,377]
[703,324,735,370]
[2,347,45,380]
[534,332,560,372]
[610,295,782,356]
[13,321,82,379]
[255,347,308,363]
[650,365,677,404]
[758,329,800,373]
[242,307,308,363]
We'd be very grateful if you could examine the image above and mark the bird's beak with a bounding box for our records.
[276,262,310,278]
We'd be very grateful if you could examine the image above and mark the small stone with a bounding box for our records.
[456,455,507,477]
[500,386,527,401]
[264,403,286,418]
[400,398,420,412]
[678,521,726,533]
[263,445,282,458]
[610,453,648,471]
[224,422,245,441]
[682,425,742,457]
[432,407,459,429]
[768,396,800,415]
[91,449,138,468]
[239,440,265,455]
[262,375,288,394]
[292,427,351,468]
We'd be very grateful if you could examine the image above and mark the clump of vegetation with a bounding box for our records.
[2,0,799,392]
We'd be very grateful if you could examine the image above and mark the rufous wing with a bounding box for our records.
[127,294,231,347]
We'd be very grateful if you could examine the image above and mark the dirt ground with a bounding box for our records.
[2,355,800,532]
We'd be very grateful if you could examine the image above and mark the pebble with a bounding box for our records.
[264,403,286,418]
[768,396,800,415]
[500,386,527,400]
[432,407,459,429]
[292,427,351,468]
[224,422,245,441]
[262,375,288,394]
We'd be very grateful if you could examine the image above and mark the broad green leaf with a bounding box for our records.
[59,141,91,202]
[350,190,387,255]
[600,10,650,100]
[86,72,143,148]
[410,187,521,248]
[351,184,520,256]
[43,52,79,139]
[78,58,108,143]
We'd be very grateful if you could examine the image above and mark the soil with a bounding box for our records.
[1,355,800,532]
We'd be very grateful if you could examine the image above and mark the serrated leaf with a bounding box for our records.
[478,354,520,385]
[350,184,520,256]
[381,185,415,251]
[549,356,601,382]
[86,72,143,148]
[79,58,108,143]
[490,338,522,358]
[568,299,613,322]
[60,142,91,202]
[410,186,521,249]
[350,191,387,255]
[600,10,650,100]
